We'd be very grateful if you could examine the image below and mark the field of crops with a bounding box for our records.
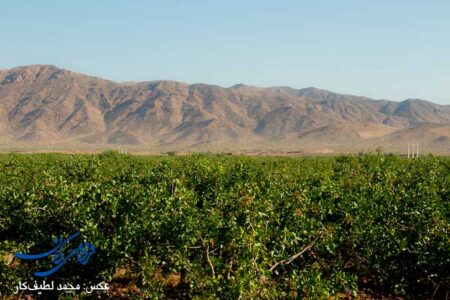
[0,152,449,299]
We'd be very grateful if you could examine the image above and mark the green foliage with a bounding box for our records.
[0,153,448,299]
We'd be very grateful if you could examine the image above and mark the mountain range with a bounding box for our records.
[0,65,449,154]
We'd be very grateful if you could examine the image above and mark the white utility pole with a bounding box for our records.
[407,143,420,158]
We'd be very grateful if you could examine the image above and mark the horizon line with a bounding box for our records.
[2,63,449,105]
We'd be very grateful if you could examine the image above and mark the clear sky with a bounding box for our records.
[1,0,450,104]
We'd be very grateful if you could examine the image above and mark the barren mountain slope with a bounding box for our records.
[0,65,449,154]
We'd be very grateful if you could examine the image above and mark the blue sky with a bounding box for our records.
[1,0,450,104]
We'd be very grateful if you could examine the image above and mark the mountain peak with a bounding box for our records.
[6,64,62,73]
[230,83,247,89]
[0,65,73,85]
[298,87,336,98]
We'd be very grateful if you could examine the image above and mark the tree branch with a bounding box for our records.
[269,231,324,272]
[205,245,216,278]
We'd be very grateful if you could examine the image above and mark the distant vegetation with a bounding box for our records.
[0,153,448,298]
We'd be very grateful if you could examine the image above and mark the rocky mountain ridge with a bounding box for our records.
[0,65,449,153]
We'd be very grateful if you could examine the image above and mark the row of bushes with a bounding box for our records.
[0,152,449,298]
